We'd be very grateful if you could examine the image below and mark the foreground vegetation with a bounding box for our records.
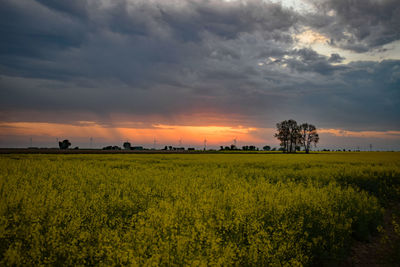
[1,152,399,265]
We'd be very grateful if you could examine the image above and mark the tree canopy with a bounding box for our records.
[59,140,71,149]
[274,120,319,153]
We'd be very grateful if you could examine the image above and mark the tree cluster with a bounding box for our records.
[263,145,271,151]
[274,120,319,153]
[58,140,71,149]
[219,145,258,151]
[123,142,131,150]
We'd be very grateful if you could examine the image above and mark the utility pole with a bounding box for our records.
[90,137,93,149]
[204,138,207,151]
[153,137,157,150]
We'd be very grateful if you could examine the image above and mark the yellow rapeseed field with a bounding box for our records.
[1,152,399,265]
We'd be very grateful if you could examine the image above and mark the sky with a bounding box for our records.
[0,0,399,150]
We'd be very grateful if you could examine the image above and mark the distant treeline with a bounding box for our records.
[56,120,320,153]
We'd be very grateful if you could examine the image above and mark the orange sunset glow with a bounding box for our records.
[2,120,400,150]
[0,121,269,147]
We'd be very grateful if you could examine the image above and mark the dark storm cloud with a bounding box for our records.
[279,48,348,74]
[0,0,298,87]
[292,60,400,131]
[0,0,87,59]
[305,0,400,52]
[35,0,89,19]
[0,0,399,132]
[1,0,296,84]
[328,53,345,63]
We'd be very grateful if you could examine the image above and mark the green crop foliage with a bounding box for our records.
[0,152,399,265]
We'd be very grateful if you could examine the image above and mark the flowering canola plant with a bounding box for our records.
[1,152,399,265]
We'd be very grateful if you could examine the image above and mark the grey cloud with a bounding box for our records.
[294,60,400,130]
[328,53,345,63]
[273,48,348,75]
[0,0,297,83]
[0,0,87,59]
[35,0,89,19]
[305,0,400,52]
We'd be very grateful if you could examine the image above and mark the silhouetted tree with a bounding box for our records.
[59,140,71,149]
[274,120,294,152]
[123,142,131,150]
[274,121,286,152]
[288,119,301,153]
[299,123,319,153]
[263,145,271,151]
[274,119,302,153]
